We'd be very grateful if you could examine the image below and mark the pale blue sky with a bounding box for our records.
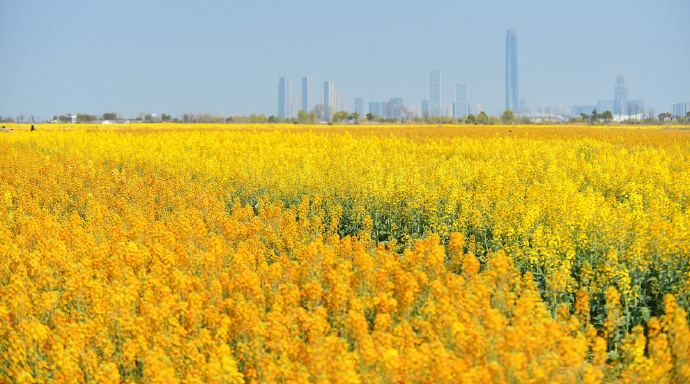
[1,0,688,119]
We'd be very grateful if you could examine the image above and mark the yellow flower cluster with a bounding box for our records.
[0,124,689,382]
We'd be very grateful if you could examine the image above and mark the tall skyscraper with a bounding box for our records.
[302,76,312,113]
[455,81,468,118]
[505,27,518,113]
[278,77,290,119]
[614,73,629,115]
[430,70,441,117]
[323,81,334,120]
[354,98,364,116]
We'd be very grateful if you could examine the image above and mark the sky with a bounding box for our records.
[1,0,689,120]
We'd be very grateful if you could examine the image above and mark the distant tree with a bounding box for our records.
[589,109,601,124]
[501,110,515,124]
[297,110,308,124]
[647,108,656,123]
[77,113,97,123]
[601,110,613,123]
[17,114,24,123]
[687,112,690,121]
[466,114,476,124]
[658,112,673,123]
[476,111,489,125]
[366,113,375,121]
[267,115,280,123]
[102,112,118,121]
[249,114,267,124]
[351,112,360,121]
[331,111,349,123]
[161,113,171,122]
[313,104,325,122]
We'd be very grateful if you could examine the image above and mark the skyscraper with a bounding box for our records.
[278,77,290,119]
[430,70,441,117]
[505,27,518,113]
[455,81,468,118]
[302,76,312,113]
[354,98,364,116]
[388,98,403,120]
[421,98,430,117]
[323,81,334,120]
[369,102,382,117]
[614,73,629,115]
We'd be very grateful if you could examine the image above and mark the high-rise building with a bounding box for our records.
[323,81,334,119]
[673,102,690,117]
[614,73,629,115]
[369,102,382,117]
[278,77,290,119]
[505,27,518,113]
[334,92,342,113]
[354,98,364,116]
[384,98,403,120]
[291,94,302,119]
[421,98,430,117]
[455,81,468,118]
[430,70,441,117]
[302,76,312,113]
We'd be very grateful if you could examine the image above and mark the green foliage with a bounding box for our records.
[501,110,515,124]
[476,111,489,125]
[102,112,118,121]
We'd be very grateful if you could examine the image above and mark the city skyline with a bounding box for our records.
[1,1,688,119]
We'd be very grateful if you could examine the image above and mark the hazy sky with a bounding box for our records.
[1,0,689,119]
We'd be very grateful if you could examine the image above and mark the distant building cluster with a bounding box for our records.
[673,102,690,117]
[571,73,645,119]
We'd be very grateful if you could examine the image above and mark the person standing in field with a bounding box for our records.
[30,125,35,132]
[1,126,6,133]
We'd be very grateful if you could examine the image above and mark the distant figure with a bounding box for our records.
[1,126,6,133]
[508,130,512,137]
[30,125,35,132]
[9,129,14,133]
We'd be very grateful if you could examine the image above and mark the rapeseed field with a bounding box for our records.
[0,123,689,383]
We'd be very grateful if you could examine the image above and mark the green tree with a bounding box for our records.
[351,112,360,121]
[297,110,308,124]
[77,113,97,123]
[366,113,375,121]
[476,111,489,125]
[601,110,613,123]
[501,110,515,124]
[102,112,118,121]
[590,109,599,123]
[466,114,476,124]
[331,111,349,123]
[161,113,171,122]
